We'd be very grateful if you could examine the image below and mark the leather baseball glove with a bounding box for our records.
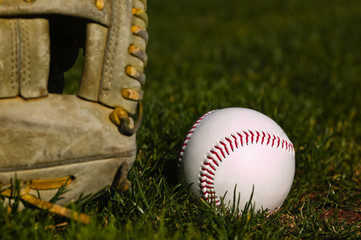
[0,0,148,223]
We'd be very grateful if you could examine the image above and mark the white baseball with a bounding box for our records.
[178,107,295,212]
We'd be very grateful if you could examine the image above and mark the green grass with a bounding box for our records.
[2,0,361,238]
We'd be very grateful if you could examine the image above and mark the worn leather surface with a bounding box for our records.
[0,94,136,204]
[0,18,49,99]
[0,0,111,27]
[0,94,136,169]
[78,0,147,114]
[0,0,148,205]
[0,0,147,113]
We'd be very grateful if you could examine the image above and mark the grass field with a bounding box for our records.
[2,0,361,239]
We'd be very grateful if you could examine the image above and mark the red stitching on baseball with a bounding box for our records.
[203,162,216,172]
[200,129,294,205]
[200,179,206,183]
[215,146,225,158]
[207,156,219,167]
[206,192,216,197]
[231,134,238,149]
[178,110,295,206]
[200,177,213,183]
[261,131,266,144]
[237,132,244,146]
[205,180,213,185]
[256,131,260,143]
[243,131,249,145]
[273,135,277,147]
[225,137,233,152]
[249,130,255,144]
[178,110,216,167]
[201,170,215,180]
[201,169,215,178]
[267,133,271,145]
[220,141,230,155]
[210,150,222,162]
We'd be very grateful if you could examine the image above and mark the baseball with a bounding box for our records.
[178,107,295,213]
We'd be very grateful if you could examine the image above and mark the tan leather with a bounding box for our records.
[0,0,148,206]
[0,18,49,99]
[0,0,111,26]
[0,0,148,114]
[79,0,148,114]
[77,23,108,102]
[0,94,136,205]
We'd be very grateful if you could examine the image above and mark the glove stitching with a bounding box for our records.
[10,20,20,90]
[19,20,31,91]
[100,0,120,97]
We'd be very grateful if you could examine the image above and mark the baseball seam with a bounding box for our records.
[200,130,295,204]
[178,110,295,205]
[178,110,215,168]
